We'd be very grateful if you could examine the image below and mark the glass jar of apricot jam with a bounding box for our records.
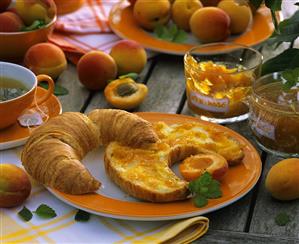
[184,43,263,123]
[249,72,299,157]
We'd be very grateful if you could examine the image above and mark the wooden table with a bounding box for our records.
[54,42,299,243]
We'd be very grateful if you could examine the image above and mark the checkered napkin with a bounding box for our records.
[1,148,209,244]
[49,0,122,64]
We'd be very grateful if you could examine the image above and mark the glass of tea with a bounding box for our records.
[184,42,263,123]
[249,72,299,157]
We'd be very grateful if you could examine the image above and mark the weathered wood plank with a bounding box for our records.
[136,55,186,113]
[194,229,299,244]
[249,154,299,238]
[85,59,154,113]
[56,64,90,112]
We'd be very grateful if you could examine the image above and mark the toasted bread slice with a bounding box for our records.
[104,121,245,202]
[153,122,244,166]
[105,141,189,202]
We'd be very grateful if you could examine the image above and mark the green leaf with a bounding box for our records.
[206,180,222,199]
[173,29,188,43]
[261,48,299,75]
[154,24,166,38]
[268,10,299,44]
[154,24,172,41]
[188,180,200,194]
[193,195,208,208]
[168,24,178,38]
[281,68,299,91]
[295,2,299,6]
[199,186,209,196]
[39,82,69,96]
[21,20,46,31]
[154,23,187,43]
[189,172,222,208]
[265,0,282,11]
[275,212,291,226]
[118,73,139,80]
[198,172,212,186]
[34,204,57,219]
[18,206,33,222]
[75,209,90,222]
[249,0,264,9]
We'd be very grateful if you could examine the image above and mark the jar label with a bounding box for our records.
[251,115,275,140]
[189,91,229,113]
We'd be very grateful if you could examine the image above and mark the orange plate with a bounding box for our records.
[109,1,274,55]
[49,113,262,221]
[0,87,62,150]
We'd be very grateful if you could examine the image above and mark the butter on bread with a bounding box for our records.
[104,121,244,202]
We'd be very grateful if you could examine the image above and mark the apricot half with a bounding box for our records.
[179,153,228,181]
[0,164,31,208]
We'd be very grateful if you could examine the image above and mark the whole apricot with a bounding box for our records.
[265,158,299,201]
[77,51,117,90]
[218,0,252,34]
[133,0,171,30]
[110,40,147,75]
[0,0,11,12]
[15,0,56,26]
[189,7,230,43]
[0,164,31,208]
[24,43,67,79]
[172,0,203,31]
[0,11,23,32]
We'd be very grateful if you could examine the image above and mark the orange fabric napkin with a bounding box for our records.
[49,0,121,64]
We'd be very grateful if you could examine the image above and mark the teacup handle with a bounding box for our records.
[30,75,55,108]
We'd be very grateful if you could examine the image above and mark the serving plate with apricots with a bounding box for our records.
[0,0,57,61]
[109,0,275,55]
[49,113,262,221]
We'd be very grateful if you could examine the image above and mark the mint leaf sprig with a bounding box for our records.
[18,206,33,222]
[39,82,69,96]
[188,172,222,208]
[21,20,46,32]
[34,204,57,219]
[75,209,90,222]
[275,212,291,226]
[18,204,57,221]
[154,24,187,43]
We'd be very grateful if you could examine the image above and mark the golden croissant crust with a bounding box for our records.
[21,109,158,194]
[88,109,158,147]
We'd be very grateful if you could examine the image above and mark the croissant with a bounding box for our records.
[21,109,159,194]
[88,109,158,147]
